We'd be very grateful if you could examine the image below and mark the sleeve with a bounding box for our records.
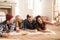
[36,24,41,31]
[43,22,46,30]
[0,25,4,36]
[10,24,15,32]
[23,20,27,30]
[21,21,27,30]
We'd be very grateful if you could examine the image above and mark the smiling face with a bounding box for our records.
[27,17,33,24]
[17,17,22,23]
[41,16,47,22]
[16,15,22,23]
[37,17,43,24]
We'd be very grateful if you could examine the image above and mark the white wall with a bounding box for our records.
[18,0,53,21]
[33,0,53,21]
[19,0,33,19]
[0,0,53,21]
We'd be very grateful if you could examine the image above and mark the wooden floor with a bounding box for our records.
[0,25,60,40]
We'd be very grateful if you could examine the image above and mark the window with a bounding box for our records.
[56,0,60,12]
[53,0,60,19]
[53,0,60,23]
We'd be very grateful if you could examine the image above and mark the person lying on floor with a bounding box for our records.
[36,15,46,32]
[41,16,54,25]
[14,15,24,32]
[24,14,36,30]
[0,14,15,37]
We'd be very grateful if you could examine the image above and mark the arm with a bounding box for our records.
[0,25,4,36]
[10,24,15,32]
[0,25,8,37]
[36,24,41,31]
[23,20,27,30]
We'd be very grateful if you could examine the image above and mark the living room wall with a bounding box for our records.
[0,0,54,21]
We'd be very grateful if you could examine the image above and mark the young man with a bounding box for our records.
[0,14,15,37]
[24,14,36,30]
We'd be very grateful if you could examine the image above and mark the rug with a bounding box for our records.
[9,29,56,35]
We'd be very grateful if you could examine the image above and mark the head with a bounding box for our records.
[26,14,33,23]
[6,14,14,24]
[41,16,47,22]
[36,15,43,24]
[15,15,22,23]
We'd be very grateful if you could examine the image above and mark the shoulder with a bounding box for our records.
[33,20,36,24]
[0,20,6,25]
[23,19,28,23]
[0,23,6,29]
[23,19,27,22]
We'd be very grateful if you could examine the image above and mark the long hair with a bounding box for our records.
[15,15,23,29]
[36,15,46,30]
[36,15,42,25]
[15,15,20,27]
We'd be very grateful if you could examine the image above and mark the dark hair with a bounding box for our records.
[36,15,46,30]
[36,15,41,23]
[36,15,41,19]
[26,14,31,19]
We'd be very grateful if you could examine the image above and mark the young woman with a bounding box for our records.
[36,15,46,32]
[15,15,24,32]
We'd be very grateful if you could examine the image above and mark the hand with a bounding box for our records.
[27,29,37,32]
[40,30,50,33]
[2,33,9,37]
[16,27,20,32]
[40,30,45,32]
[16,29,20,32]
[28,30,37,32]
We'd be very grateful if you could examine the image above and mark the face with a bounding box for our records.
[37,18,43,24]
[27,17,33,23]
[42,16,46,22]
[16,16,22,23]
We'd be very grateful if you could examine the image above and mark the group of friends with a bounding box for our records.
[0,14,47,37]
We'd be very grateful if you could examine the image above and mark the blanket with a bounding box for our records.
[9,29,56,35]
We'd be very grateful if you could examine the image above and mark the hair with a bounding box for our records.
[36,15,41,24]
[36,15,46,30]
[26,14,31,19]
[15,15,20,20]
[15,15,22,27]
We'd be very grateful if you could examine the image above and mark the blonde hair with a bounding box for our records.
[15,15,23,29]
[15,15,20,27]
